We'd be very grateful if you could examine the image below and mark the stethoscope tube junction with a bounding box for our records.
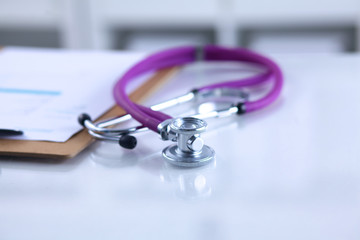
[79,45,283,167]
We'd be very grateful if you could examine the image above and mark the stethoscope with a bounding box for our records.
[78,45,283,167]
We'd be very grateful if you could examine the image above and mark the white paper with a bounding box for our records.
[0,47,146,142]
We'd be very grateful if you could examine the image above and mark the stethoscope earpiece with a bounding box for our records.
[119,134,137,149]
[78,113,92,127]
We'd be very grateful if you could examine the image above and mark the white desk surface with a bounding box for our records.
[1,54,360,240]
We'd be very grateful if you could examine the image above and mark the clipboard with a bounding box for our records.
[0,66,179,159]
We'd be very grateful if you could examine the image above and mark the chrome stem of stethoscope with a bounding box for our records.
[192,105,239,119]
[80,88,247,131]
[78,91,196,148]
[84,106,238,138]
[99,91,195,129]
[78,88,248,150]
[79,91,196,133]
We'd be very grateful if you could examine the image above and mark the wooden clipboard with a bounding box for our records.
[0,67,179,159]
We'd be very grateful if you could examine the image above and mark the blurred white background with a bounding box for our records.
[0,0,359,53]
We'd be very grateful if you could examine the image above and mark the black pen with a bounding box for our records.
[0,129,24,137]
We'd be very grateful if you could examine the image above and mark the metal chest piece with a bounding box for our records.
[162,117,215,167]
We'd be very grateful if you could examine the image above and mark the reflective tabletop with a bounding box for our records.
[1,54,360,240]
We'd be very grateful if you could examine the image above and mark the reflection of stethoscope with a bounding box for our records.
[90,141,216,200]
[78,45,283,167]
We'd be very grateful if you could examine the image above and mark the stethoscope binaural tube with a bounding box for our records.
[113,45,283,133]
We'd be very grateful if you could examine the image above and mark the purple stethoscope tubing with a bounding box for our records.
[113,45,283,132]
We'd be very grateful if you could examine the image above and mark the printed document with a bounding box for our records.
[0,47,145,142]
